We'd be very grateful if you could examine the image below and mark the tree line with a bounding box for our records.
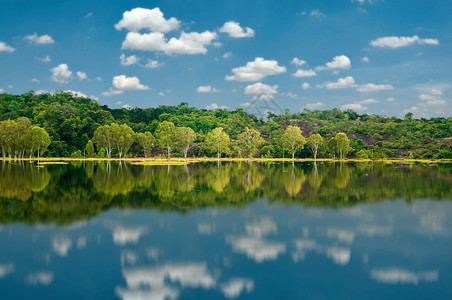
[0,91,451,159]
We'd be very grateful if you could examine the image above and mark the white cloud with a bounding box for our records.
[77,236,87,249]
[370,35,439,48]
[292,69,317,77]
[220,21,255,38]
[24,33,55,44]
[326,247,351,266]
[95,76,102,81]
[317,55,351,70]
[341,103,368,111]
[352,0,383,4]
[52,235,72,257]
[387,97,395,102]
[282,91,298,99]
[102,75,151,96]
[305,102,324,110]
[115,7,180,32]
[51,64,72,84]
[31,78,40,83]
[361,57,370,62]
[326,228,355,243]
[0,41,15,53]
[223,52,232,59]
[371,268,438,284]
[206,103,228,110]
[0,89,4,93]
[112,226,147,245]
[120,53,141,65]
[64,90,89,98]
[221,278,254,299]
[360,98,379,104]
[85,12,93,18]
[27,272,54,286]
[244,82,278,96]
[419,99,447,107]
[431,89,443,96]
[357,83,393,92]
[0,263,14,278]
[122,30,218,55]
[419,94,437,101]
[197,85,219,93]
[310,9,326,18]
[226,57,286,81]
[35,89,48,95]
[318,76,356,89]
[8,85,12,89]
[158,92,164,96]
[291,58,306,66]
[245,217,277,238]
[227,236,286,263]
[122,104,133,110]
[36,55,51,62]
[76,71,87,80]
[301,82,310,90]
[143,59,163,69]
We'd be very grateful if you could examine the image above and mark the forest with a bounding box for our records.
[0,91,451,159]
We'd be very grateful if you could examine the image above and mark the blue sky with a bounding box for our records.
[0,0,451,118]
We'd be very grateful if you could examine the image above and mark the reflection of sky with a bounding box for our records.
[0,199,451,299]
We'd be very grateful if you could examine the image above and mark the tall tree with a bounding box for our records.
[111,123,135,158]
[156,121,176,158]
[336,132,351,160]
[86,140,95,158]
[174,127,196,158]
[205,127,230,159]
[93,125,113,158]
[281,125,306,160]
[307,133,324,160]
[136,132,155,158]
[327,137,337,159]
[238,127,264,159]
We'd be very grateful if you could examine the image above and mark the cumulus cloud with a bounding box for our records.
[115,7,180,32]
[52,235,72,257]
[64,90,90,98]
[341,103,368,111]
[318,76,356,89]
[292,69,317,77]
[0,41,15,53]
[317,55,351,71]
[27,272,54,286]
[370,35,439,48]
[158,92,164,96]
[301,82,310,90]
[221,278,254,299]
[220,21,255,38]
[223,52,232,59]
[282,91,298,99]
[120,53,140,65]
[31,78,40,83]
[0,263,14,278]
[305,102,324,110]
[36,55,51,62]
[143,59,163,69]
[197,85,219,93]
[24,33,55,44]
[50,64,72,84]
[227,236,286,263]
[225,57,286,81]
[112,226,148,245]
[371,268,438,284]
[356,83,393,92]
[244,82,278,96]
[122,30,218,55]
[326,247,351,266]
[291,58,306,66]
[326,228,355,244]
[362,57,370,62]
[310,9,326,18]
[102,75,151,96]
[206,103,228,110]
[76,71,87,80]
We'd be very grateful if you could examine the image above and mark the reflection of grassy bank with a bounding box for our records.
[1,157,452,165]
[0,161,451,225]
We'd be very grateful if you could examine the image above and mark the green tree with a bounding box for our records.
[0,120,17,159]
[282,125,306,160]
[111,123,135,158]
[93,125,113,158]
[204,127,230,159]
[336,132,351,160]
[327,137,337,159]
[136,132,155,158]
[156,121,176,158]
[86,140,95,158]
[27,126,50,159]
[174,127,196,158]
[238,127,264,159]
[307,133,324,160]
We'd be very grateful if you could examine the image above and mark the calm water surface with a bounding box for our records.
[0,161,451,299]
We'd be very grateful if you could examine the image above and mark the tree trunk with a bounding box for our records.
[37,148,40,159]
[217,151,220,160]
[167,144,171,159]
[292,152,295,160]
[340,148,343,160]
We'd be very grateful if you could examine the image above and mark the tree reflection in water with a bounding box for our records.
[0,161,451,224]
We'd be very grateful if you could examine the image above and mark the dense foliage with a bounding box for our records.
[0,91,451,159]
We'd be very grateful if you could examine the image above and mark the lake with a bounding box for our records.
[0,161,451,299]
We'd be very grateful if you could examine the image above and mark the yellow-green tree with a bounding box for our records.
[205,127,230,159]
[282,125,306,160]
[136,132,155,158]
[335,132,351,160]
[174,127,196,158]
[307,133,324,160]
[238,127,264,159]
[156,121,176,158]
